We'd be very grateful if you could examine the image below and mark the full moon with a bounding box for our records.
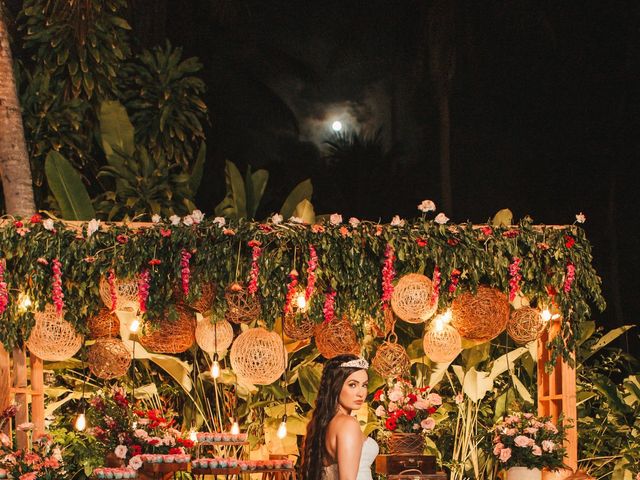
[331,120,343,132]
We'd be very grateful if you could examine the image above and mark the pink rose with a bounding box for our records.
[524,427,538,435]
[414,399,429,410]
[542,440,555,452]
[329,214,342,225]
[375,405,386,417]
[426,393,442,406]
[455,393,464,404]
[420,418,435,430]
[635,473,640,480]
[505,428,518,436]
[499,448,512,463]
[532,445,543,456]
[544,421,558,433]
[17,422,34,431]
[387,402,398,413]
[514,435,535,448]
[493,443,504,456]
[115,445,128,459]
[388,388,404,403]
[19,473,37,480]
[523,413,534,419]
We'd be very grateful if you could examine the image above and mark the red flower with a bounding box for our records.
[30,214,42,224]
[564,235,575,249]
[247,239,262,248]
[147,438,160,446]
[407,393,418,405]
[130,445,142,456]
[169,448,182,455]
[160,228,172,238]
[14,221,23,228]
[405,410,417,421]
[502,229,519,238]
[258,224,273,233]
[385,418,398,431]
[116,234,129,244]
[148,259,162,266]
[481,226,493,236]
[373,389,384,401]
[428,407,437,414]
[447,238,459,246]
[416,238,428,247]
[177,438,194,449]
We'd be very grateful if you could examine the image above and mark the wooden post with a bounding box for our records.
[12,346,28,448]
[538,319,578,477]
[0,344,10,438]
[30,353,45,436]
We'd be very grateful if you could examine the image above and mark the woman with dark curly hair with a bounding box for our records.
[300,354,379,480]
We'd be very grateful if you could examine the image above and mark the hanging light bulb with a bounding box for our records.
[541,308,552,322]
[132,420,138,429]
[129,318,140,333]
[75,413,86,431]
[277,415,288,439]
[295,291,307,311]
[434,316,445,333]
[211,353,221,379]
[18,293,32,312]
[189,429,198,442]
[230,420,240,435]
[442,308,452,324]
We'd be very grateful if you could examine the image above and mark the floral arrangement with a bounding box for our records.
[492,412,568,471]
[86,386,135,452]
[372,379,442,434]
[127,408,194,456]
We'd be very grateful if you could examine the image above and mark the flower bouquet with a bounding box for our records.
[371,379,442,454]
[0,431,65,480]
[492,412,568,480]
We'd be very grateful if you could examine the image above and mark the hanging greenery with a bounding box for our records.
[0,213,604,367]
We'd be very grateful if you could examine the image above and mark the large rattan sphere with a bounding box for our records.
[87,338,131,379]
[314,316,360,359]
[225,282,261,324]
[451,286,510,341]
[175,282,216,314]
[195,317,234,354]
[507,307,547,344]
[283,312,315,340]
[372,340,410,377]
[87,308,120,339]
[230,327,287,385]
[99,275,139,313]
[138,305,196,353]
[26,305,83,361]
[391,274,438,323]
[423,321,462,363]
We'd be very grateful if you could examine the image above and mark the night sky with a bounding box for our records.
[128,1,640,344]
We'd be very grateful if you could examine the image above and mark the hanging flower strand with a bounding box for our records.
[305,244,318,301]
[508,257,522,301]
[563,262,576,293]
[381,244,396,310]
[0,260,8,315]
[108,268,118,312]
[51,258,64,315]
[430,265,441,306]
[284,269,299,315]
[138,269,151,314]
[247,240,262,296]
[180,249,192,297]
[448,268,461,293]
[323,290,337,324]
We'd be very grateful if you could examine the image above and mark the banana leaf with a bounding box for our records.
[280,179,313,219]
[45,151,96,220]
[98,100,135,166]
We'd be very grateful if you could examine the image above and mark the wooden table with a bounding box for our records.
[375,454,447,479]
[139,462,190,480]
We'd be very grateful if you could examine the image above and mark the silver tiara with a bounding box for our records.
[339,357,369,369]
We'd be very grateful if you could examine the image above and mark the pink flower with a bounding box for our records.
[19,473,37,480]
[388,389,404,403]
[514,435,535,448]
[329,213,342,225]
[505,428,518,436]
[493,443,504,456]
[43,456,60,468]
[434,213,449,224]
[129,455,143,470]
[426,393,442,406]
[374,406,386,417]
[17,422,34,431]
[418,200,436,212]
[499,448,512,463]
[524,427,538,435]
[348,217,360,227]
[421,418,436,430]
[0,432,10,446]
[414,399,429,410]
[390,215,405,227]
[635,473,639,480]
[542,440,555,452]
[115,445,128,459]
[575,212,586,224]
[387,402,398,413]
[532,445,543,456]
[544,421,558,433]
[455,393,464,404]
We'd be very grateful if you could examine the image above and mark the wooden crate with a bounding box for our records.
[375,455,436,475]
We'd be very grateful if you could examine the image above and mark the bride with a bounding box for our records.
[300,354,379,480]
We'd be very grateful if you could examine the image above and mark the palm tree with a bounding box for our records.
[0,8,35,216]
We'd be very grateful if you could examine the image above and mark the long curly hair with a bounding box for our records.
[300,354,366,480]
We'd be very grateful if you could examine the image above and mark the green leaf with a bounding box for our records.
[461,341,491,369]
[99,100,135,165]
[491,208,513,227]
[45,151,96,220]
[581,325,635,364]
[292,199,315,224]
[188,143,206,195]
[214,160,247,219]
[247,169,269,219]
[298,363,323,405]
[280,179,313,219]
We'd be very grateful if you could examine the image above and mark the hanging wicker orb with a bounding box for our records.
[451,286,510,341]
[87,308,120,339]
[26,304,83,361]
[87,338,131,379]
[391,274,438,323]
[423,322,462,363]
[384,307,397,337]
[230,327,287,385]
[507,307,547,344]
[138,305,196,353]
[283,312,315,340]
[372,339,410,377]
[99,275,139,313]
[195,317,234,354]
[314,316,360,359]
[225,282,261,324]
[175,282,216,314]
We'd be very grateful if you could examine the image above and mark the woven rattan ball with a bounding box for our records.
[225,282,261,324]
[423,322,462,363]
[87,338,131,379]
[26,305,83,361]
[451,286,510,341]
[87,308,120,339]
[314,316,360,359]
[507,307,547,344]
[391,274,438,323]
[372,340,410,377]
[230,327,287,385]
[195,317,234,354]
[138,305,196,353]
[283,312,315,340]
[175,282,216,314]
[99,275,139,313]
[384,307,397,337]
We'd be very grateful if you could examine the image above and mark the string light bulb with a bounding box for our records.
[18,293,32,312]
[129,318,140,333]
[295,292,307,311]
[74,413,86,431]
[211,353,221,379]
[442,308,452,324]
[540,308,560,323]
[230,420,240,435]
[189,429,198,442]
[277,414,288,439]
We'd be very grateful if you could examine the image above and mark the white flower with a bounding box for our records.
[213,216,226,227]
[271,213,283,225]
[42,219,55,231]
[114,445,128,459]
[421,418,436,430]
[169,215,181,226]
[289,216,304,224]
[390,215,405,227]
[329,213,342,225]
[412,423,420,430]
[434,213,449,224]
[454,393,464,404]
[348,217,360,227]
[134,429,149,439]
[191,209,205,224]
[418,200,436,212]
[388,389,404,403]
[575,212,586,224]
[52,447,63,462]
[541,440,555,452]
[183,215,194,226]
[17,422,34,431]
[128,456,143,470]
[151,214,161,224]
[86,219,101,237]
[426,393,442,406]
[374,405,386,417]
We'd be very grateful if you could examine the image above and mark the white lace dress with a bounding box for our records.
[321,437,380,480]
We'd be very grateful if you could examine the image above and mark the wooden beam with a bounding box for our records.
[0,344,10,438]
[12,346,28,448]
[30,353,44,436]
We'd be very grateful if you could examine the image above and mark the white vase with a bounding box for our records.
[507,467,542,480]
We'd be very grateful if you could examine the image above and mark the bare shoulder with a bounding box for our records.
[328,414,362,439]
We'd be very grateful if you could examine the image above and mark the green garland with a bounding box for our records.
[0,215,605,366]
